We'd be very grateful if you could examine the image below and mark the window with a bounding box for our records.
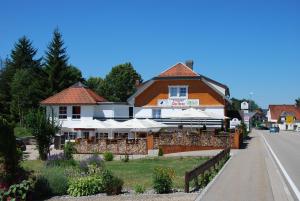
[72,106,81,119]
[129,107,133,119]
[170,87,178,97]
[83,131,89,139]
[152,109,161,118]
[64,132,77,140]
[179,87,187,97]
[169,86,188,98]
[59,106,67,119]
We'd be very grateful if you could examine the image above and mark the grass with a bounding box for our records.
[14,126,32,138]
[105,156,208,189]
[22,156,208,189]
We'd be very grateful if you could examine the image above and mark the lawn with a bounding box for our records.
[22,156,208,189]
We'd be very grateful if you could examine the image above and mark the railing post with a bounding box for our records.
[185,172,189,193]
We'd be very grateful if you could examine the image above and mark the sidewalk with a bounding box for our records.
[198,130,292,201]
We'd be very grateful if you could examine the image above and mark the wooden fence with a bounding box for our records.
[184,147,230,193]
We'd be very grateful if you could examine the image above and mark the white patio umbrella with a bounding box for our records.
[141,119,169,129]
[101,119,130,139]
[204,111,229,120]
[168,108,211,129]
[61,119,107,129]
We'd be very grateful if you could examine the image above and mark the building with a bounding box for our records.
[41,61,230,138]
[128,61,230,127]
[267,104,300,130]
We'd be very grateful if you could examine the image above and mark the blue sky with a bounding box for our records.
[1,0,299,108]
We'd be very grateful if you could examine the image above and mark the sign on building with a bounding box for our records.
[241,101,249,110]
[157,99,199,107]
[286,116,294,124]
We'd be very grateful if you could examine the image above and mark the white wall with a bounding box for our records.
[133,107,225,119]
[95,104,129,118]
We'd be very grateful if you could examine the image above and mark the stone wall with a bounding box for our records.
[75,139,147,155]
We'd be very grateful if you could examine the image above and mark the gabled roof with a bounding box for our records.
[157,63,199,77]
[40,82,107,105]
[269,105,300,120]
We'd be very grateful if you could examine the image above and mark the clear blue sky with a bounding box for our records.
[1,0,300,108]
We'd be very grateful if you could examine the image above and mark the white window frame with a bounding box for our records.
[168,85,188,99]
[58,106,67,119]
[72,106,81,119]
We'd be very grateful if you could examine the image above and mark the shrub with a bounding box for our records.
[79,154,104,172]
[64,142,76,160]
[41,167,68,195]
[46,153,77,167]
[153,167,175,194]
[158,148,163,156]
[103,151,114,161]
[134,184,145,194]
[33,176,51,199]
[122,154,129,162]
[67,176,103,197]
[0,180,31,201]
[101,169,123,195]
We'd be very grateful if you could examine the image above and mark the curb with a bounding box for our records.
[194,152,235,201]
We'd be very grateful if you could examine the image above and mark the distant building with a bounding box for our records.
[267,105,300,130]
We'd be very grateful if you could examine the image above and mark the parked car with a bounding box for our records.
[296,127,300,132]
[16,138,26,151]
[257,125,269,130]
[269,127,279,134]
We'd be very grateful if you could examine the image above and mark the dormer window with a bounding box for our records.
[169,86,188,98]
[59,106,67,119]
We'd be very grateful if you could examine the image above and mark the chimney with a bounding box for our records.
[185,60,194,70]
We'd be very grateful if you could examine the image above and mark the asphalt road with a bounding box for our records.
[262,130,300,199]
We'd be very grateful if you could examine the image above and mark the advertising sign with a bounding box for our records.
[157,99,199,107]
[241,101,249,110]
[286,116,294,124]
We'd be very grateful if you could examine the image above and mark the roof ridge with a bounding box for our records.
[82,88,97,103]
[40,87,71,103]
[157,62,198,77]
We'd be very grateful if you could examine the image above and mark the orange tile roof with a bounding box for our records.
[40,83,106,105]
[269,105,300,120]
[157,63,199,77]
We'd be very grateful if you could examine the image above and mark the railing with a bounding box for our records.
[184,147,230,193]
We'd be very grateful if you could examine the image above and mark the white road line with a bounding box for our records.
[262,134,300,200]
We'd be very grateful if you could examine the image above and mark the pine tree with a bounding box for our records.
[45,29,83,95]
[0,37,41,121]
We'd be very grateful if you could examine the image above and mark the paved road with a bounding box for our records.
[199,129,292,201]
[262,130,300,199]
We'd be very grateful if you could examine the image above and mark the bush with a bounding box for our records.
[41,167,69,195]
[33,176,51,199]
[158,148,163,156]
[153,167,175,194]
[79,154,104,172]
[67,176,103,197]
[101,169,123,195]
[0,180,31,201]
[122,154,129,162]
[134,184,145,194]
[103,151,114,161]
[46,153,77,167]
[64,142,76,160]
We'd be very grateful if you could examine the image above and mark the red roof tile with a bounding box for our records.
[269,105,300,120]
[158,63,199,77]
[40,83,106,105]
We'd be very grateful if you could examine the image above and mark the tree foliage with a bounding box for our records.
[25,109,60,160]
[0,117,22,183]
[85,77,104,95]
[0,37,42,121]
[45,29,83,95]
[100,63,142,102]
[229,97,260,111]
[296,98,300,107]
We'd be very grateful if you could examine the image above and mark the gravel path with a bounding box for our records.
[47,192,199,201]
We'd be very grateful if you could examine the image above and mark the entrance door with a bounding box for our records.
[146,135,154,150]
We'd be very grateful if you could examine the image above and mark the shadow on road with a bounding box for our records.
[240,135,253,149]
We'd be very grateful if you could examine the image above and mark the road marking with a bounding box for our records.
[262,133,300,200]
